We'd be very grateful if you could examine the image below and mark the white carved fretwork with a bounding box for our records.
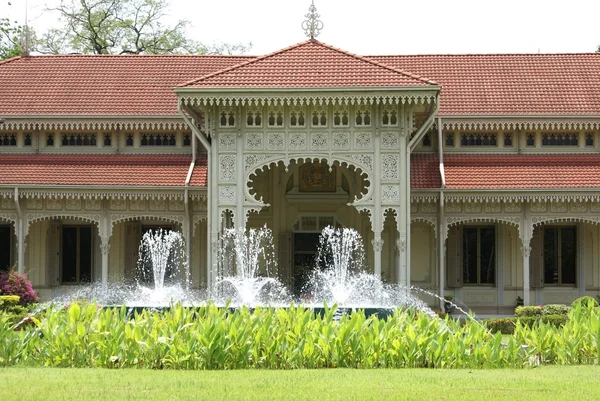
[354,132,372,150]
[382,185,400,202]
[521,244,532,258]
[311,132,328,150]
[381,132,399,149]
[445,216,522,241]
[219,186,236,203]
[267,133,285,150]
[219,133,236,150]
[168,199,185,211]
[531,216,600,227]
[381,154,399,180]
[289,133,307,150]
[244,154,271,174]
[245,133,263,150]
[100,242,111,256]
[219,155,236,181]
[332,132,350,150]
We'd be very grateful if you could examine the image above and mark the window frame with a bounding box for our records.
[542,225,577,287]
[461,225,496,286]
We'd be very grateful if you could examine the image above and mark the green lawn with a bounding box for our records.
[2,366,599,401]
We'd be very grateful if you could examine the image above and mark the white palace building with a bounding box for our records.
[1,12,600,312]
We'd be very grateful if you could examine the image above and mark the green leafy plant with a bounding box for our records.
[515,306,542,317]
[542,304,570,316]
[571,296,599,309]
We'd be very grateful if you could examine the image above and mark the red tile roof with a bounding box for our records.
[180,39,436,89]
[370,53,600,116]
[443,154,600,189]
[2,47,600,117]
[0,154,207,187]
[411,154,442,189]
[0,54,250,116]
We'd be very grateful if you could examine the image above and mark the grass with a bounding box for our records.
[2,366,600,401]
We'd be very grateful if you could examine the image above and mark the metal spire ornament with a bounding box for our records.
[302,1,323,39]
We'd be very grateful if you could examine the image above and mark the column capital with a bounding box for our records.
[520,244,532,258]
[371,238,384,252]
[395,238,407,253]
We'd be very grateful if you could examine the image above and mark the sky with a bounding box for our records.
[2,0,600,55]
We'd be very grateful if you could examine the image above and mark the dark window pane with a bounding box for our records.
[79,227,92,283]
[62,227,78,283]
[462,228,477,284]
[293,233,321,252]
[479,227,495,284]
[561,228,576,285]
[0,226,11,272]
[544,228,558,284]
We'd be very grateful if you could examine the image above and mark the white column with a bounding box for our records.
[14,188,25,273]
[372,235,384,277]
[438,193,446,311]
[520,208,532,306]
[100,201,110,287]
[209,110,220,291]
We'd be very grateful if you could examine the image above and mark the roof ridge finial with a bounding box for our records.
[301,1,323,39]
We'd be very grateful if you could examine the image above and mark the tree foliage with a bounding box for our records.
[36,0,250,55]
[0,17,23,60]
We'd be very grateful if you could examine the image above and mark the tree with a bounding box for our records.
[36,0,250,55]
[0,17,22,60]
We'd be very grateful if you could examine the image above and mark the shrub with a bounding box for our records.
[0,295,20,308]
[571,296,599,308]
[0,271,39,306]
[484,317,516,334]
[541,304,570,316]
[515,305,542,317]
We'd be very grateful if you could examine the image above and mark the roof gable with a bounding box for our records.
[179,39,437,89]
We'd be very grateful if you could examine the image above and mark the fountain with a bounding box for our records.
[49,225,436,317]
[214,226,290,306]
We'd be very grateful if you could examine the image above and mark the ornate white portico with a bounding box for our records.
[176,38,440,290]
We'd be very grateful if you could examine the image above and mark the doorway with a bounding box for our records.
[61,226,92,283]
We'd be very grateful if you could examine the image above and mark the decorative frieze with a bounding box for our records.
[446,202,461,213]
[591,202,600,213]
[0,198,12,209]
[26,198,42,210]
[550,202,567,213]
[484,202,502,213]
[464,202,482,213]
[569,202,587,213]
[421,202,437,213]
[149,199,166,211]
[85,199,101,211]
[531,202,546,213]
[110,199,126,211]
[65,198,82,211]
[504,202,521,213]
[130,199,146,211]
[168,199,185,211]
[46,199,62,210]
